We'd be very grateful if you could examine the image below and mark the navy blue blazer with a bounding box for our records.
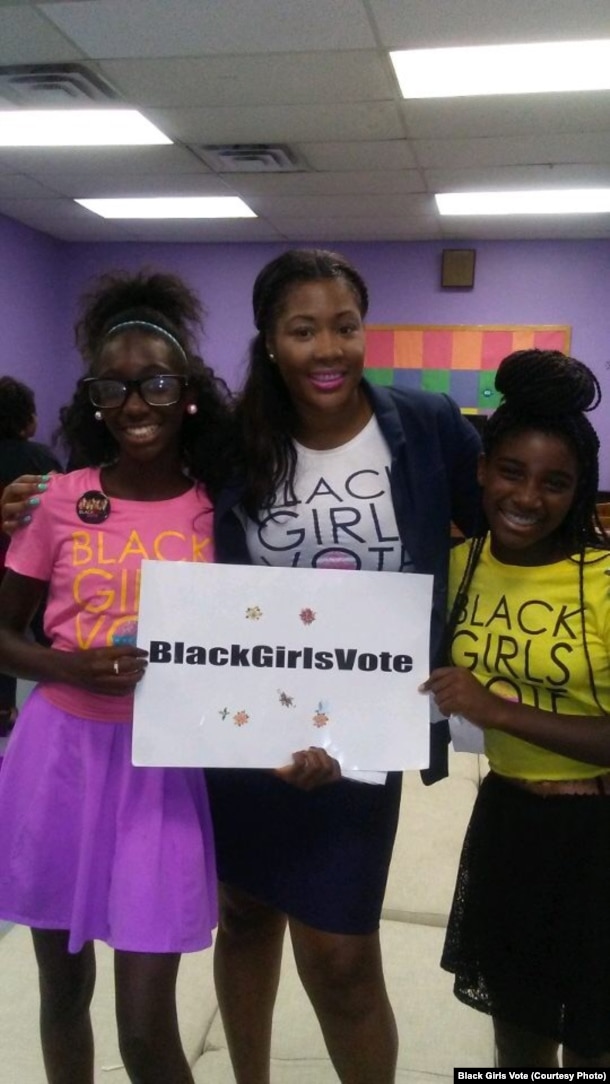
[214,381,482,783]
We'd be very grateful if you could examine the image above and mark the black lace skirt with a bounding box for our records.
[441,771,610,1058]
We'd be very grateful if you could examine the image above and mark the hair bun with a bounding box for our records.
[495,349,600,417]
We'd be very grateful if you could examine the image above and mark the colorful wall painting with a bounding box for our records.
[364,325,571,413]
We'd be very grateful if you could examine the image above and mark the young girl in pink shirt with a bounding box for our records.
[0,270,232,1083]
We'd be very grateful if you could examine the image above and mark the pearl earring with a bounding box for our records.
[268,352,275,362]
[186,403,198,415]
[94,410,103,422]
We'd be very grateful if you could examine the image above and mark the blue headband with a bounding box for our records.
[105,320,188,364]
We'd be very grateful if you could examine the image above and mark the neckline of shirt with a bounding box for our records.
[293,414,378,457]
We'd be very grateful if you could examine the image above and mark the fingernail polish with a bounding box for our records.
[27,497,40,507]
[37,483,48,492]
[22,515,32,524]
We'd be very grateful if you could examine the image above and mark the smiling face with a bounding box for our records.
[265,276,367,442]
[93,329,191,465]
[479,428,579,566]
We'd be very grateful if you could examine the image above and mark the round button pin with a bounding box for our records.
[76,490,111,524]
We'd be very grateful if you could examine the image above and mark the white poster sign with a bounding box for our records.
[133,561,433,771]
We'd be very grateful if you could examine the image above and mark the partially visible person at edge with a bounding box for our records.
[0,376,61,741]
[2,248,482,1084]
[0,270,232,1084]
[422,349,610,1069]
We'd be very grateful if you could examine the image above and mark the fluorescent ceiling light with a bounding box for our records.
[76,196,257,219]
[0,109,171,146]
[435,190,610,215]
[390,39,610,98]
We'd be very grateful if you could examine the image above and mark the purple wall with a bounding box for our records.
[2,220,610,485]
[0,216,68,453]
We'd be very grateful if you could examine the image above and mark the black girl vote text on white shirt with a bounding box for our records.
[245,418,413,573]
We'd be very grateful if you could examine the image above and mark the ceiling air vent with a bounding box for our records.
[197,143,304,173]
[0,64,119,105]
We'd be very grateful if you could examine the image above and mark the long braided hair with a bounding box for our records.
[446,348,609,712]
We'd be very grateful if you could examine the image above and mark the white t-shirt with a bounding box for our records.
[246,416,413,573]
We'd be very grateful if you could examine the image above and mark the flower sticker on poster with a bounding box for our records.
[133,562,433,772]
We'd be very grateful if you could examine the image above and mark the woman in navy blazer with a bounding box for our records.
[206,249,481,1084]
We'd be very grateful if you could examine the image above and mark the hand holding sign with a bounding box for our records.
[133,562,434,771]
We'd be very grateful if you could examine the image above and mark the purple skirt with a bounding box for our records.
[0,688,217,954]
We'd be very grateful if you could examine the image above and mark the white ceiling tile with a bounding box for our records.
[425,164,610,191]
[0,145,209,177]
[401,92,610,140]
[100,217,288,242]
[0,196,137,239]
[0,172,59,197]
[414,133,610,170]
[99,52,395,108]
[150,102,404,144]
[226,170,424,197]
[368,0,610,48]
[251,192,433,219]
[0,6,84,65]
[439,215,610,241]
[279,217,443,241]
[301,140,418,171]
[38,171,235,199]
[40,0,376,58]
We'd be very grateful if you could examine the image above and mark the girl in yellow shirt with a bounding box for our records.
[423,348,610,1068]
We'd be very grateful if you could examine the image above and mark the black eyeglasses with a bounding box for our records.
[83,374,189,410]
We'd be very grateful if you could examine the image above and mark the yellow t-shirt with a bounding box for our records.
[449,539,610,780]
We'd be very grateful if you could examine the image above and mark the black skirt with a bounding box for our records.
[441,772,610,1058]
[205,767,402,935]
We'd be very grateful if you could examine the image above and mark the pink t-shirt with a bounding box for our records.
[7,467,215,721]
